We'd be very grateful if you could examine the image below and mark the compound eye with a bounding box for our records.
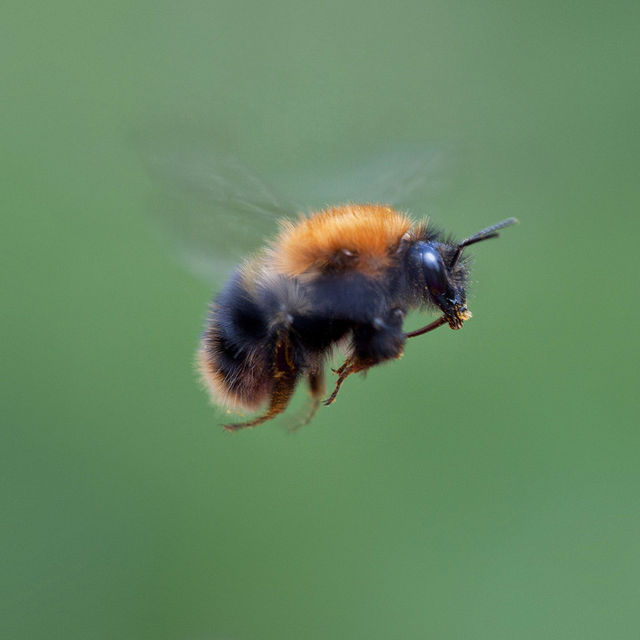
[420,246,448,296]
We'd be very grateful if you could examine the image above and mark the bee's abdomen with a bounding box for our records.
[198,270,274,412]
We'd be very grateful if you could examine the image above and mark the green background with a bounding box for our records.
[3,1,639,638]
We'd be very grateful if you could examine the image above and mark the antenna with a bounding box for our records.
[450,217,518,267]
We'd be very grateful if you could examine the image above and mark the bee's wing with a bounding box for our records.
[140,142,449,284]
[141,148,298,284]
[283,146,450,214]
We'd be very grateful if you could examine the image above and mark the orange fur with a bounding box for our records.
[272,204,413,277]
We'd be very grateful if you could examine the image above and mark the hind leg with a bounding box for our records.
[223,374,297,431]
[223,336,299,431]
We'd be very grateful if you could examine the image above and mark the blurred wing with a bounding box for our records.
[139,141,449,284]
[282,146,450,214]
[141,148,298,284]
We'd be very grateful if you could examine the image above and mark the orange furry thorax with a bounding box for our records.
[272,204,413,277]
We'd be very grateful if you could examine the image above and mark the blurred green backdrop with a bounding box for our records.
[3,1,639,639]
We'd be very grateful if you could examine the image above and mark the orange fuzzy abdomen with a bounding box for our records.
[272,204,413,277]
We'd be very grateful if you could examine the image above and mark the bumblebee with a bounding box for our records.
[198,205,516,430]
[143,145,516,430]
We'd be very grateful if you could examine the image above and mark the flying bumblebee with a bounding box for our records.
[144,145,517,430]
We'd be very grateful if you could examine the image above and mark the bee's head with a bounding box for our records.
[408,241,470,329]
[408,218,517,330]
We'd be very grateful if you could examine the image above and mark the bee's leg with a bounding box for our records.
[331,360,350,375]
[325,313,407,407]
[323,357,375,406]
[285,367,326,432]
[307,367,326,403]
[303,368,327,427]
[223,337,298,431]
[223,371,297,431]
